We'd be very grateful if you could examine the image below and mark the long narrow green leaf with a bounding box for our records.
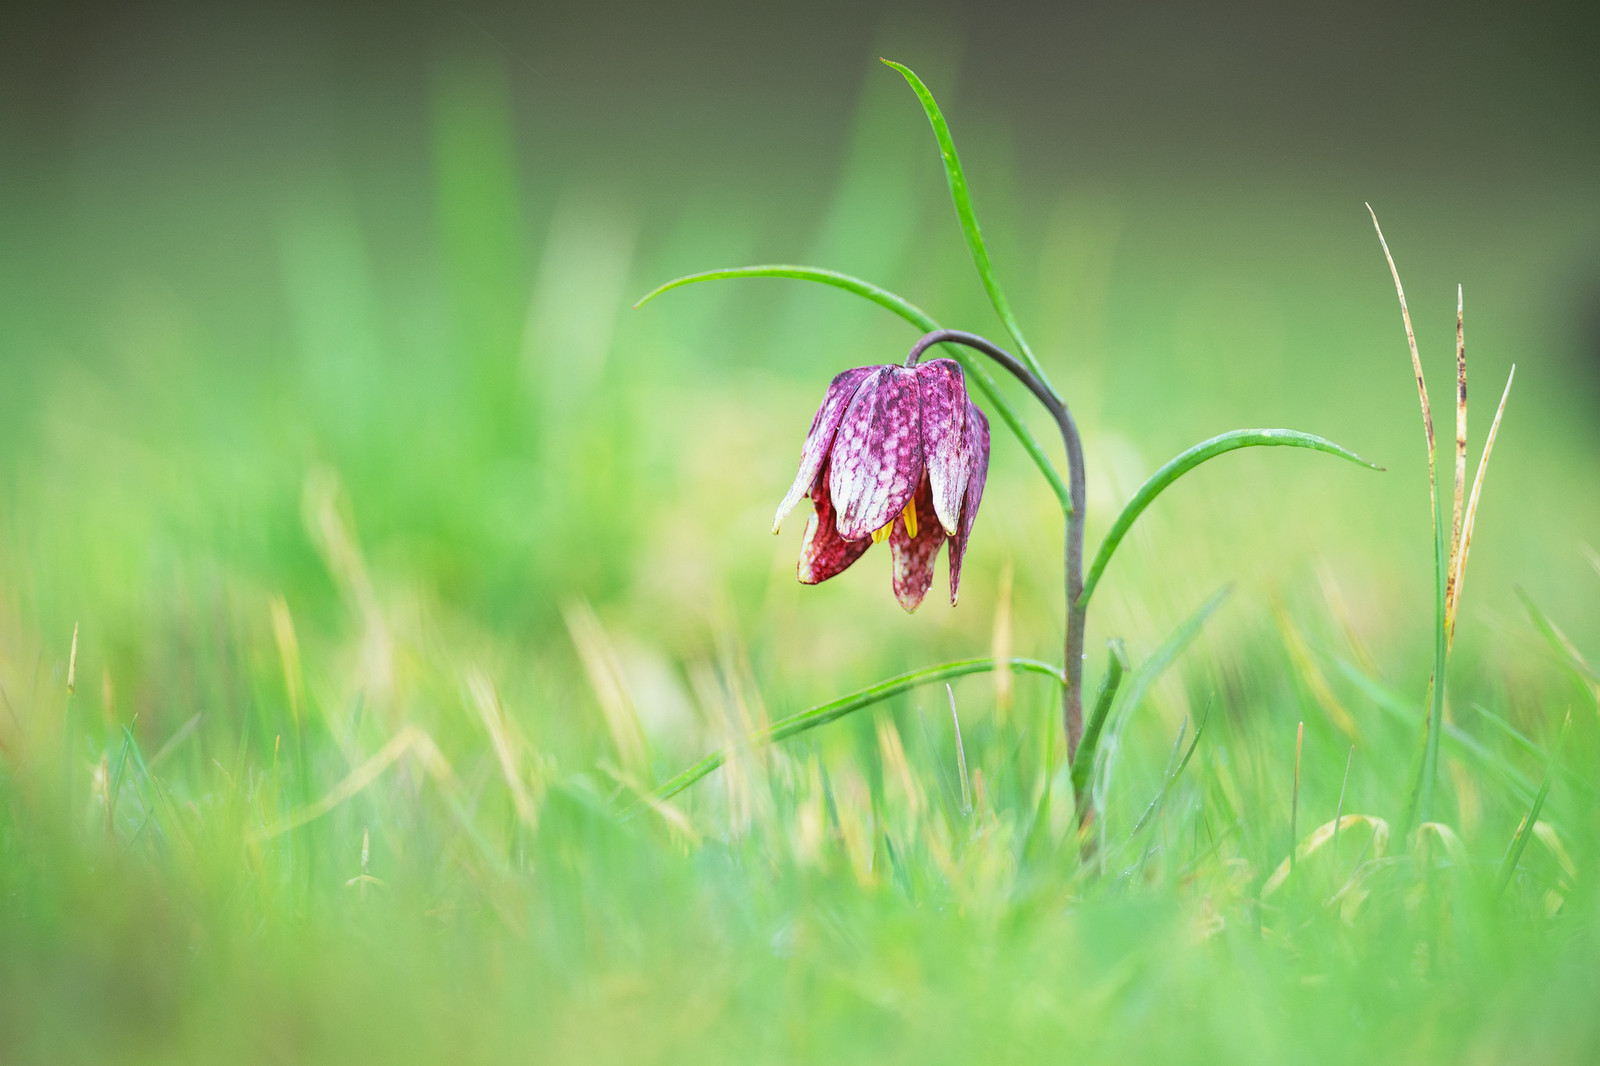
[1473,703,1593,795]
[1080,429,1381,610]
[1496,715,1568,896]
[1515,586,1600,686]
[1342,655,1540,805]
[634,656,1064,810]
[107,728,133,831]
[1127,698,1212,840]
[634,263,932,322]
[1071,640,1127,801]
[1091,586,1232,806]
[1408,486,1450,831]
[881,59,1056,396]
[1113,587,1232,728]
[634,263,1071,510]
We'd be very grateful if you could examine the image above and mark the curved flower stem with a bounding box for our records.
[905,329,1089,762]
[634,265,1073,512]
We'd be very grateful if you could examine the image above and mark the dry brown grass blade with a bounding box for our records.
[1447,285,1467,615]
[269,595,305,727]
[1262,813,1391,897]
[1271,600,1362,742]
[1367,206,1437,492]
[563,600,649,777]
[254,726,452,839]
[67,623,79,695]
[1448,364,1515,646]
[468,669,540,829]
[1290,721,1304,871]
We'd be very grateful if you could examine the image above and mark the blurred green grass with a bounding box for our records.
[2,33,1600,1065]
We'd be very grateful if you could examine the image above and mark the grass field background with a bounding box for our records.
[2,3,1599,1062]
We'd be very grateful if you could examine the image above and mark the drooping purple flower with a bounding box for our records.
[773,360,989,612]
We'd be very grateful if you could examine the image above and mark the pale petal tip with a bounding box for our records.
[771,489,805,534]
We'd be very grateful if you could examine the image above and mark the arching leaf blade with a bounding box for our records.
[1087,586,1233,821]
[634,263,936,324]
[1080,429,1382,610]
[634,263,1072,511]
[632,656,1064,811]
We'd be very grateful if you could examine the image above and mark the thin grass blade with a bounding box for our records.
[1369,206,1450,830]
[1343,651,1539,804]
[1447,285,1468,619]
[1497,714,1569,896]
[1473,704,1591,795]
[1291,721,1305,872]
[1112,587,1232,731]
[1367,205,1437,478]
[1079,429,1380,609]
[1087,587,1232,816]
[1515,586,1600,686]
[947,684,972,817]
[1127,699,1211,840]
[1449,364,1515,646]
[1332,744,1355,861]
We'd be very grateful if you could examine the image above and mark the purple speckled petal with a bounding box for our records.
[947,401,990,604]
[797,459,872,584]
[829,366,924,541]
[772,365,878,532]
[914,359,970,536]
[888,478,946,612]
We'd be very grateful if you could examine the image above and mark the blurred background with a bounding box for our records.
[2,0,1599,1060]
[3,0,1596,724]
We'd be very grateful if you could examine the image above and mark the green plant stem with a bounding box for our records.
[634,265,1071,511]
[904,329,1088,760]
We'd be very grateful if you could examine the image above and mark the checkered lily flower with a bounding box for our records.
[772,360,990,611]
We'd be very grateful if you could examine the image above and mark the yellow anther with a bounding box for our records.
[873,522,891,545]
[901,496,917,539]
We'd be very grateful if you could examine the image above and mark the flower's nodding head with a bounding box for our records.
[775,358,989,612]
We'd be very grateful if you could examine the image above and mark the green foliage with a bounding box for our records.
[0,47,1595,1066]
[636,263,1071,508]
